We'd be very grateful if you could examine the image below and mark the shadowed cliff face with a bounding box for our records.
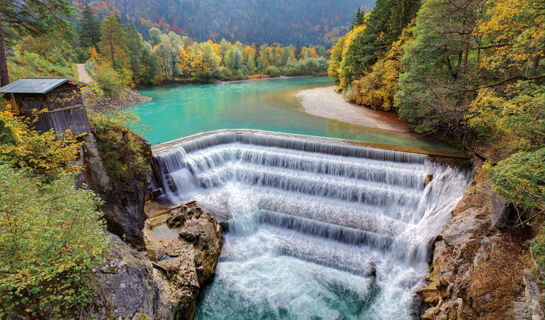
[418,162,544,320]
[82,132,152,247]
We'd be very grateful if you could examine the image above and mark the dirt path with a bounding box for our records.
[296,86,410,133]
[76,63,93,84]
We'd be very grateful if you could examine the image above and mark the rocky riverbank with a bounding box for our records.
[417,160,544,320]
[90,202,222,320]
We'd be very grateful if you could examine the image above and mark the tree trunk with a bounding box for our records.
[461,8,474,86]
[110,37,115,70]
[0,20,10,87]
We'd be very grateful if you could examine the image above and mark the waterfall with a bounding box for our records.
[152,132,471,319]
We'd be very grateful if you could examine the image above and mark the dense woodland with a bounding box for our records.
[5,3,330,97]
[0,0,543,318]
[72,0,374,46]
[330,0,544,280]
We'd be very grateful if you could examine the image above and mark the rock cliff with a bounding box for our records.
[418,162,544,320]
[92,202,222,320]
[81,132,152,247]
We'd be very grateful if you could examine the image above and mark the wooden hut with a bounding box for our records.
[0,78,91,138]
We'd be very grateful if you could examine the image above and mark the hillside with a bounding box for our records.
[72,0,375,45]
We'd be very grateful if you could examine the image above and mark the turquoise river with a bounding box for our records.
[132,77,457,153]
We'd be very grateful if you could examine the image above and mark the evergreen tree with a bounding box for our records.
[294,40,302,60]
[0,0,72,86]
[358,0,421,69]
[99,15,129,71]
[351,8,364,29]
[78,4,101,48]
[126,24,159,84]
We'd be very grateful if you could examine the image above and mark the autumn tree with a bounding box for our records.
[0,0,72,86]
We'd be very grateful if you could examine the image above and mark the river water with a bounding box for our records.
[133,77,456,154]
[137,78,470,319]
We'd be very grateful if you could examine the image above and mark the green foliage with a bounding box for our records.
[351,23,414,110]
[78,4,101,48]
[487,149,545,211]
[395,0,480,138]
[0,163,108,318]
[92,63,129,97]
[7,51,76,81]
[357,0,421,69]
[264,65,281,77]
[99,15,130,74]
[127,24,160,85]
[88,112,149,183]
[0,0,73,40]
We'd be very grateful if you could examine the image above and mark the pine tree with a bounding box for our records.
[99,15,129,71]
[294,40,302,60]
[358,0,421,70]
[78,4,101,48]
[351,8,363,29]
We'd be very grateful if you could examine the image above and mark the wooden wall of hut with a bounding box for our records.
[13,83,90,138]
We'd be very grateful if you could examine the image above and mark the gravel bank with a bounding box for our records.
[296,86,409,132]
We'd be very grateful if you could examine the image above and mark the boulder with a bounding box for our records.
[92,233,175,320]
[143,201,222,320]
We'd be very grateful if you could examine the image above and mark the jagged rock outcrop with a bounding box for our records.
[93,202,222,320]
[144,201,222,320]
[417,163,544,320]
[81,133,152,247]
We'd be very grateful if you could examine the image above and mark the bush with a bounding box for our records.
[264,65,281,77]
[0,106,83,179]
[0,163,108,318]
[88,112,150,183]
[488,148,545,210]
[93,63,129,98]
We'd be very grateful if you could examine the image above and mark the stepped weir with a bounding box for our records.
[150,130,471,319]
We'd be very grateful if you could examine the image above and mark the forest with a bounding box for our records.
[71,0,374,46]
[330,0,544,277]
[6,3,330,98]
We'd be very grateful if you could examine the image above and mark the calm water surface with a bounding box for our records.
[132,77,456,152]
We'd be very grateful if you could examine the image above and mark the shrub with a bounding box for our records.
[264,65,281,77]
[487,148,545,211]
[0,106,83,179]
[0,163,108,318]
[93,63,129,98]
[88,112,150,184]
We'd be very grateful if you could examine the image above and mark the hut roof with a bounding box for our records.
[0,78,89,94]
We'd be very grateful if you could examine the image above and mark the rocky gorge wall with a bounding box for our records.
[418,160,544,320]
[80,129,222,319]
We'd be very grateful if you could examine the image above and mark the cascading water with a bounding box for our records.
[152,131,471,319]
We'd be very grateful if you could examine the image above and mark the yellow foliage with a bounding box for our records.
[351,22,414,111]
[477,0,544,74]
[0,104,83,177]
